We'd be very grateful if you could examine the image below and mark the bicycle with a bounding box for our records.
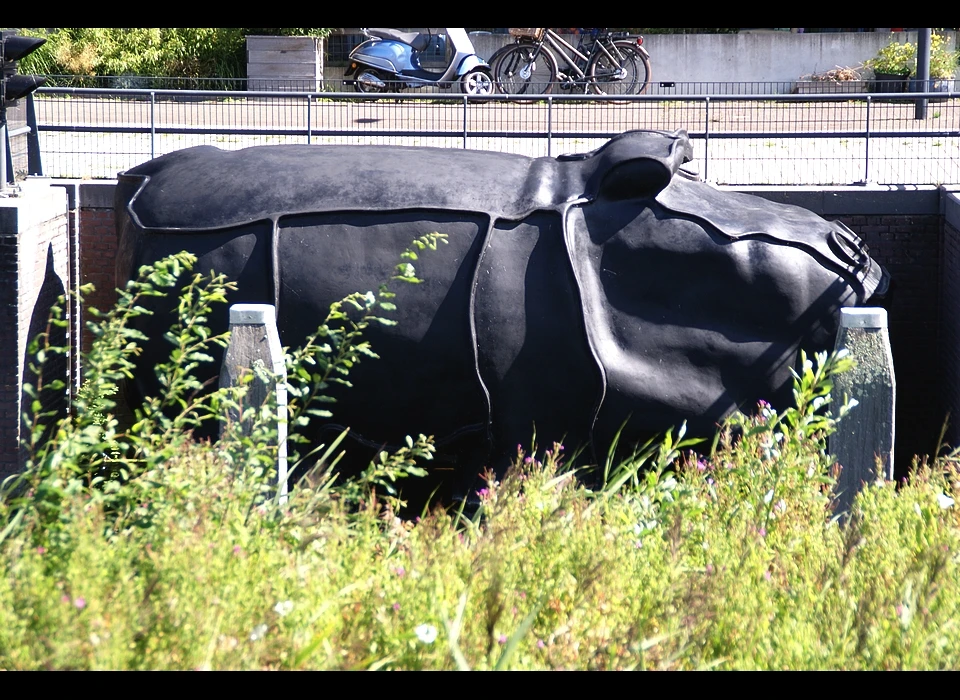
[490,28,651,96]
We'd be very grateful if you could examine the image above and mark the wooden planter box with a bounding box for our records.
[870,72,910,93]
[247,36,324,92]
[796,79,868,94]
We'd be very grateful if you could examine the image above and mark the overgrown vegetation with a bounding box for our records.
[4,248,960,669]
[9,28,333,86]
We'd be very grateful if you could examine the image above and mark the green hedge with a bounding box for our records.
[12,28,333,81]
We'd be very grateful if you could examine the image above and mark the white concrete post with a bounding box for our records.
[830,307,895,516]
[219,304,288,500]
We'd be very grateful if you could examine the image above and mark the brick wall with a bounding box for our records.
[2,181,954,483]
[840,213,944,474]
[941,192,960,449]
[0,184,70,480]
[743,187,946,478]
[78,206,120,352]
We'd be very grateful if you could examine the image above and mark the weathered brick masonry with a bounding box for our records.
[0,184,70,480]
[749,187,948,478]
[2,182,957,484]
[939,192,960,451]
[75,186,120,352]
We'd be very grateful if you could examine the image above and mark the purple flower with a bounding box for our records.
[477,488,489,498]
[233,545,242,555]
[36,546,46,555]
[394,566,406,577]
[393,602,401,612]
[74,597,86,609]
[498,634,508,644]
[537,639,546,649]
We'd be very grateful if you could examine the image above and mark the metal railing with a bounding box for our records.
[33,86,960,186]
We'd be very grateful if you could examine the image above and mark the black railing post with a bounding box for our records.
[149,92,156,160]
[703,96,710,183]
[26,93,42,176]
[547,95,553,158]
[864,95,871,184]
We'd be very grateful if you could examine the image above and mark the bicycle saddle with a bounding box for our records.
[365,28,432,52]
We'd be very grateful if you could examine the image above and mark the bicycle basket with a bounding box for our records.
[509,28,545,40]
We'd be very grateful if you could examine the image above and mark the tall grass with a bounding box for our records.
[3,249,960,669]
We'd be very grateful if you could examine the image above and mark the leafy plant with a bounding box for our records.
[867,39,916,76]
[867,32,958,79]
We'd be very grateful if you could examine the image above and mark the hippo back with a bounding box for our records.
[116,130,887,492]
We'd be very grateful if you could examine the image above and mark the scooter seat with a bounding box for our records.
[366,28,432,52]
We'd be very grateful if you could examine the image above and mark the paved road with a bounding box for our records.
[34,94,960,185]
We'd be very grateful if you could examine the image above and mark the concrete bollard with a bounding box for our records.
[219,304,288,500]
[830,307,895,517]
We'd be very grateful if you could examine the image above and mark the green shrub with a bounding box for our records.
[4,244,960,669]
[12,28,333,83]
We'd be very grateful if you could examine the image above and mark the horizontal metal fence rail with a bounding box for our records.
[33,87,960,186]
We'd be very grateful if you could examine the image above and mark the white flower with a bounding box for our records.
[274,600,294,617]
[249,623,268,641]
[937,493,955,510]
[415,623,438,644]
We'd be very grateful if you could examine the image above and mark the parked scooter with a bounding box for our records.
[344,28,494,95]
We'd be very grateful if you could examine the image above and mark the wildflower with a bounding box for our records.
[537,639,546,649]
[393,602,401,612]
[394,566,406,577]
[477,488,489,499]
[274,600,294,617]
[61,594,70,604]
[764,571,772,581]
[249,624,268,641]
[74,597,87,610]
[498,634,508,645]
[36,546,46,555]
[415,624,438,644]
[696,460,707,472]
[233,545,243,555]
[937,493,955,509]
[524,456,533,464]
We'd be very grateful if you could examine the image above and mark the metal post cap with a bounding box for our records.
[229,303,276,325]
[839,307,887,329]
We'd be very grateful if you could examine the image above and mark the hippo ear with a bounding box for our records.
[583,130,692,201]
[598,158,674,201]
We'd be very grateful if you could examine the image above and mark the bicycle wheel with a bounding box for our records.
[493,43,558,95]
[586,40,651,96]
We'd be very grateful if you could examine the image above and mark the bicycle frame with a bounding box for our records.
[541,30,641,85]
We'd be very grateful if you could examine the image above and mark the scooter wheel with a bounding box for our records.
[459,68,495,97]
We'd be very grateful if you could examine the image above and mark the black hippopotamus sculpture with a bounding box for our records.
[115,129,888,497]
